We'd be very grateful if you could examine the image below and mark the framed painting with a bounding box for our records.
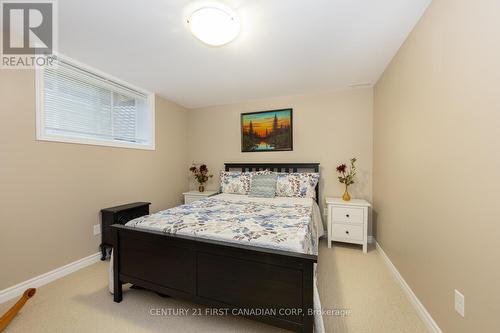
[241,108,293,152]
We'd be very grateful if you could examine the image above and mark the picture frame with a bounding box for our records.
[241,108,293,152]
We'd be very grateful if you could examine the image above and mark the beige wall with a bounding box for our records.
[188,88,374,227]
[0,78,373,291]
[374,0,500,331]
[0,70,189,290]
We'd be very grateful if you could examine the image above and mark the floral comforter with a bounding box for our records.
[125,193,323,255]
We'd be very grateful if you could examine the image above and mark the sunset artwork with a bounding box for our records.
[241,109,293,152]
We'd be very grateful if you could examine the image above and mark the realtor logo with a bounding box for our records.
[1,0,57,68]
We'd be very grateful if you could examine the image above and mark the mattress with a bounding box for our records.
[125,193,324,255]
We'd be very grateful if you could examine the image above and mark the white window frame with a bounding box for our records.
[35,55,156,150]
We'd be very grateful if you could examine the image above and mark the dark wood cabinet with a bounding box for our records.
[100,202,150,260]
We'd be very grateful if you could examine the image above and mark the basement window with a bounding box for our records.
[36,57,155,150]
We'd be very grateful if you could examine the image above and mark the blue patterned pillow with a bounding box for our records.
[220,170,273,195]
[249,173,277,198]
[276,172,320,198]
[220,171,252,194]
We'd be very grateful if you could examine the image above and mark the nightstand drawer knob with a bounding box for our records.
[346,214,350,218]
[345,230,349,234]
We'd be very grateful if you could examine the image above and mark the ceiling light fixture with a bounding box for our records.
[187,5,240,46]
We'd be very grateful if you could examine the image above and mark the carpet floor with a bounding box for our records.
[0,240,428,333]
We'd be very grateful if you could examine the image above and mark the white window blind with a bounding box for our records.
[37,58,154,149]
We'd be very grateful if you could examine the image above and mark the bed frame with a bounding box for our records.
[111,163,320,333]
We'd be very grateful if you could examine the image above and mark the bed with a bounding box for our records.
[111,163,322,333]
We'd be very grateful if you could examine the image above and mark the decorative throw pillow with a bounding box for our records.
[220,170,274,195]
[220,171,252,194]
[252,169,272,176]
[249,169,272,187]
[249,173,277,198]
[276,172,320,198]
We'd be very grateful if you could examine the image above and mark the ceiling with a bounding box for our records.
[58,0,431,108]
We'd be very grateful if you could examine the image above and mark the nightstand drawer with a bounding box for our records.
[332,224,363,241]
[332,207,364,224]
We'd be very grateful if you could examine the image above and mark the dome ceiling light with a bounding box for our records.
[187,5,240,46]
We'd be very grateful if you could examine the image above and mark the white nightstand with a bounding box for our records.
[183,190,217,204]
[325,197,371,253]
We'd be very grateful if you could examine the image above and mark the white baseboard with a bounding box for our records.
[375,242,442,333]
[0,252,101,304]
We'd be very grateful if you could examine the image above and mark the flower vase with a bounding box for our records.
[198,184,205,192]
[342,184,351,201]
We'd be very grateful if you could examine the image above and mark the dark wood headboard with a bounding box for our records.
[224,163,320,201]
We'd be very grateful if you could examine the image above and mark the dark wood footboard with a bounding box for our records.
[111,224,317,333]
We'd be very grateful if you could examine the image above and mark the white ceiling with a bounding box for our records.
[59,0,431,108]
